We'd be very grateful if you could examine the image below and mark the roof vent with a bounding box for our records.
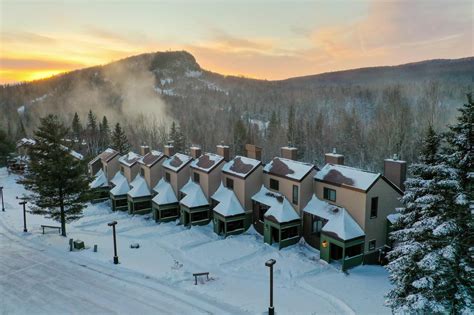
[392,153,398,160]
[331,207,339,213]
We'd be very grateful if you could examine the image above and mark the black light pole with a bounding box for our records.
[108,221,119,264]
[0,186,5,212]
[265,259,276,315]
[19,201,27,232]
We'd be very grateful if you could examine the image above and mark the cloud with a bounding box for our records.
[0,31,57,44]
[210,29,274,52]
[0,57,84,70]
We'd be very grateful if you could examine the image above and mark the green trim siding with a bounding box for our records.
[152,201,180,222]
[212,212,251,237]
[180,205,211,226]
[263,219,301,250]
[319,233,365,271]
[91,187,110,203]
[110,193,128,211]
[127,195,152,215]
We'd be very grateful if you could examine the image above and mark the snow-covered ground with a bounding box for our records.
[0,168,392,314]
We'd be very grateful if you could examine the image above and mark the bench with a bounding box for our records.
[41,225,61,234]
[192,272,209,285]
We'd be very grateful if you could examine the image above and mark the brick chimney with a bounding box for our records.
[140,145,150,156]
[217,142,230,162]
[384,154,407,191]
[324,148,344,165]
[281,145,298,160]
[245,144,262,161]
[164,141,175,157]
[190,145,202,159]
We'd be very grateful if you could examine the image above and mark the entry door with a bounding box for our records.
[330,243,343,261]
[271,226,280,243]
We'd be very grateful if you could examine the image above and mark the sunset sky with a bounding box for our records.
[0,0,472,84]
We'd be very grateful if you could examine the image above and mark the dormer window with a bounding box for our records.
[165,172,171,182]
[226,178,234,190]
[270,178,279,191]
[140,168,145,177]
[323,187,336,202]
[193,172,200,183]
[120,166,125,173]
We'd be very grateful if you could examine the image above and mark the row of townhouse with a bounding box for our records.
[89,143,406,270]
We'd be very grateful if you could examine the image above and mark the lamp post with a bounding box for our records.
[265,259,276,315]
[0,186,4,212]
[107,221,119,264]
[19,201,27,232]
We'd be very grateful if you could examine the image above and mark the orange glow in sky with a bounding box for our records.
[0,0,472,84]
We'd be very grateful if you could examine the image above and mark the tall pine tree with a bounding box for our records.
[19,115,91,237]
[169,121,186,152]
[99,116,110,151]
[233,118,247,156]
[111,122,130,155]
[442,94,473,313]
[71,112,82,141]
[86,110,99,155]
[386,126,462,313]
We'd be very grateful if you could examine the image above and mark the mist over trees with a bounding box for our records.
[0,51,472,171]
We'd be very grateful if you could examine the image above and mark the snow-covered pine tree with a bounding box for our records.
[19,115,91,237]
[111,122,130,155]
[442,93,474,313]
[386,125,461,313]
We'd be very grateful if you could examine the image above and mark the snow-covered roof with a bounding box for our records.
[222,156,261,178]
[111,170,126,186]
[152,179,178,205]
[110,177,130,196]
[119,152,142,167]
[90,169,108,189]
[303,195,364,241]
[191,153,224,173]
[179,179,208,208]
[88,155,101,166]
[387,213,401,224]
[139,150,164,167]
[127,175,151,198]
[129,174,142,188]
[16,138,36,148]
[99,148,119,163]
[211,183,245,217]
[69,149,84,161]
[252,186,299,223]
[315,164,381,192]
[264,157,314,181]
[162,153,193,172]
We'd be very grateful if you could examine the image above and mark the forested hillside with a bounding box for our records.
[1,51,473,171]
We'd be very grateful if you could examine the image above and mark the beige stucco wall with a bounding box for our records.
[121,163,140,183]
[143,160,164,189]
[264,170,314,214]
[176,165,190,197]
[103,156,120,182]
[364,179,402,253]
[243,166,263,211]
[314,181,367,230]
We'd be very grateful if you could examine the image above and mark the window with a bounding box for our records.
[161,208,178,219]
[345,244,363,258]
[292,185,299,205]
[370,197,378,218]
[369,240,376,251]
[226,177,234,190]
[120,166,125,173]
[227,220,244,232]
[193,172,200,183]
[140,168,145,177]
[270,178,279,191]
[115,199,128,207]
[165,172,171,182]
[323,187,336,202]
[258,204,270,222]
[311,216,325,234]
[281,226,299,240]
[134,200,151,211]
[191,211,208,222]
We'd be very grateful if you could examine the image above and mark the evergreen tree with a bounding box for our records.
[267,110,279,140]
[86,110,99,155]
[99,116,110,150]
[386,126,462,313]
[0,128,15,166]
[111,122,130,155]
[442,94,474,313]
[71,112,82,141]
[233,118,247,155]
[287,104,295,144]
[18,115,90,237]
[169,121,186,152]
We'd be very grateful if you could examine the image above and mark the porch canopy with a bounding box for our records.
[152,178,179,222]
[303,195,365,270]
[109,175,130,211]
[179,179,210,226]
[211,183,247,236]
[127,175,152,214]
[252,186,301,249]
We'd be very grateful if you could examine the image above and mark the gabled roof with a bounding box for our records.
[252,186,299,223]
[16,138,36,148]
[263,157,314,181]
[314,164,380,192]
[139,150,164,167]
[222,156,261,178]
[88,155,101,166]
[191,152,224,173]
[152,179,178,205]
[110,177,130,196]
[303,195,364,241]
[129,173,142,188]
[211,183,245,217]
[179,179,208,208]
[127,175,151,198]
[119,152,142,167]
[99,148,119,163]
[90,169,108,189]
[111,170,126,186]
[162,153,193,172]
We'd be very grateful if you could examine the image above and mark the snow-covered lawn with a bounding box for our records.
[0,168,392,314]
